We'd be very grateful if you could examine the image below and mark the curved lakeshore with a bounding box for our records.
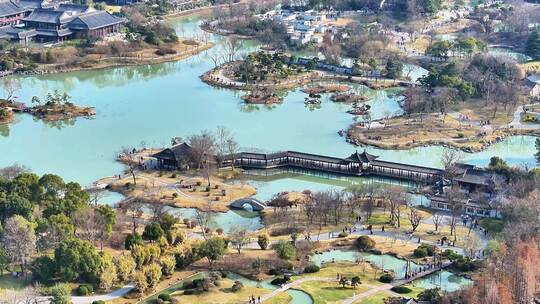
[347,118,540,153]
[0,6,538,304]
[8,40,214,77]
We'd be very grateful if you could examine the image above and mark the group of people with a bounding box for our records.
[248,295,261,303]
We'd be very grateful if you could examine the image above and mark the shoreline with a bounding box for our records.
[201,63,414,92]
[346,126,540,153]
[13,41,214,77]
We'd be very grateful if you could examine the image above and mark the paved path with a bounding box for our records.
[245,222,466,255]
[259,277,393,304]
[340,284,394,304]
[510,104,540,129]
[29,284,135,304]
[71,284,135,304]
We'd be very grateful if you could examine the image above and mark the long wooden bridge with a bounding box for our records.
[222,150,443,184]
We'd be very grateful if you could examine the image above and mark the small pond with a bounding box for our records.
[310,250,473,292]
[488,47,532,63]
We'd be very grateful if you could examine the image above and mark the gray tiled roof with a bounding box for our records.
[35,28,72,36]
[57,3,91,13]
[17,0,43,9]
[0,0,26,18]
[0,25,36,39]
[68,10,123,30]
[23,8,71,24]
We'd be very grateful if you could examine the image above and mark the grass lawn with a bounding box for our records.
[479,218,504,234]
[174,278,290,304]
[294,262,383,286]
[364,207,482,249]
[393,284,425,298]
[355,291,395,304]
[0,274,28,292]
[294,280,369,304]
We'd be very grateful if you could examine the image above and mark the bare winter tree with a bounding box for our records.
[441,149,463,181]
[72,206,99,243]
[148,203,166,222]
[215,126,234,167]
[407,208,424,232]
[120,146,139,185]
[446,186,465,242]
[2,285,40,304]
[1,78,22,102]
[383,186,409,228]
[226,137,239,170]
[2,216,36,278]
[194,206,214,240]
[230,227,250,254]
[209,52,224,68]
[432,212,444,232]
[88,190,106,206]
[188,130,216,187]
[223,36,243,62]
[123,200,144,234]
[0,164,30,180]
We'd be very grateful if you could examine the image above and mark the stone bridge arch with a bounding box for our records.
[230,198,267,211]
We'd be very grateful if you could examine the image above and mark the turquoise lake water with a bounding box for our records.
[0,14,537,187]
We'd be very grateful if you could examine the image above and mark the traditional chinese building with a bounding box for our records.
[0,1,124,43]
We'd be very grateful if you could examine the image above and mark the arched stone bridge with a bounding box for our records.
[230,198,267,211]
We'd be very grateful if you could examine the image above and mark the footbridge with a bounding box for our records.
[230,197,267,211]
[221,150,443,184]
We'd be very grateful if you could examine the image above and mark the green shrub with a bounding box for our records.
[303,264,320,273]
[354,236,376,251]
[75,284,94,296]
[479,218,504,234]
[158,293,171,301]
[270,276,290,285]
[338,231,349,238]
[231,280,243,292]
[379,273,394,283]
[182,280,194,289]
[268,268,281,276]
[391,286,412,294]
[414,244,436,258]
[413,247,428,258]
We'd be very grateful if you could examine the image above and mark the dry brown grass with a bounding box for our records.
[349,113,493,151]
[106,170,256,212]
[432,19,476,35]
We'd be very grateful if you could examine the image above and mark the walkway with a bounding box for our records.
[509,104,540,129]
[71,284,135,304]
[340,284,394,304]
[31,284,135,304]
[259,276,398,304]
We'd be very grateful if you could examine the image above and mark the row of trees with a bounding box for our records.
[412,54,521,118]
[426,37,486,60]
[267,185,435,241]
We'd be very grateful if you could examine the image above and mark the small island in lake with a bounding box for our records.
[241,89,283,104]
[330,92,369,103]
[201,51,316,91]
[302,84,351,95]
[27,91,95,122]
